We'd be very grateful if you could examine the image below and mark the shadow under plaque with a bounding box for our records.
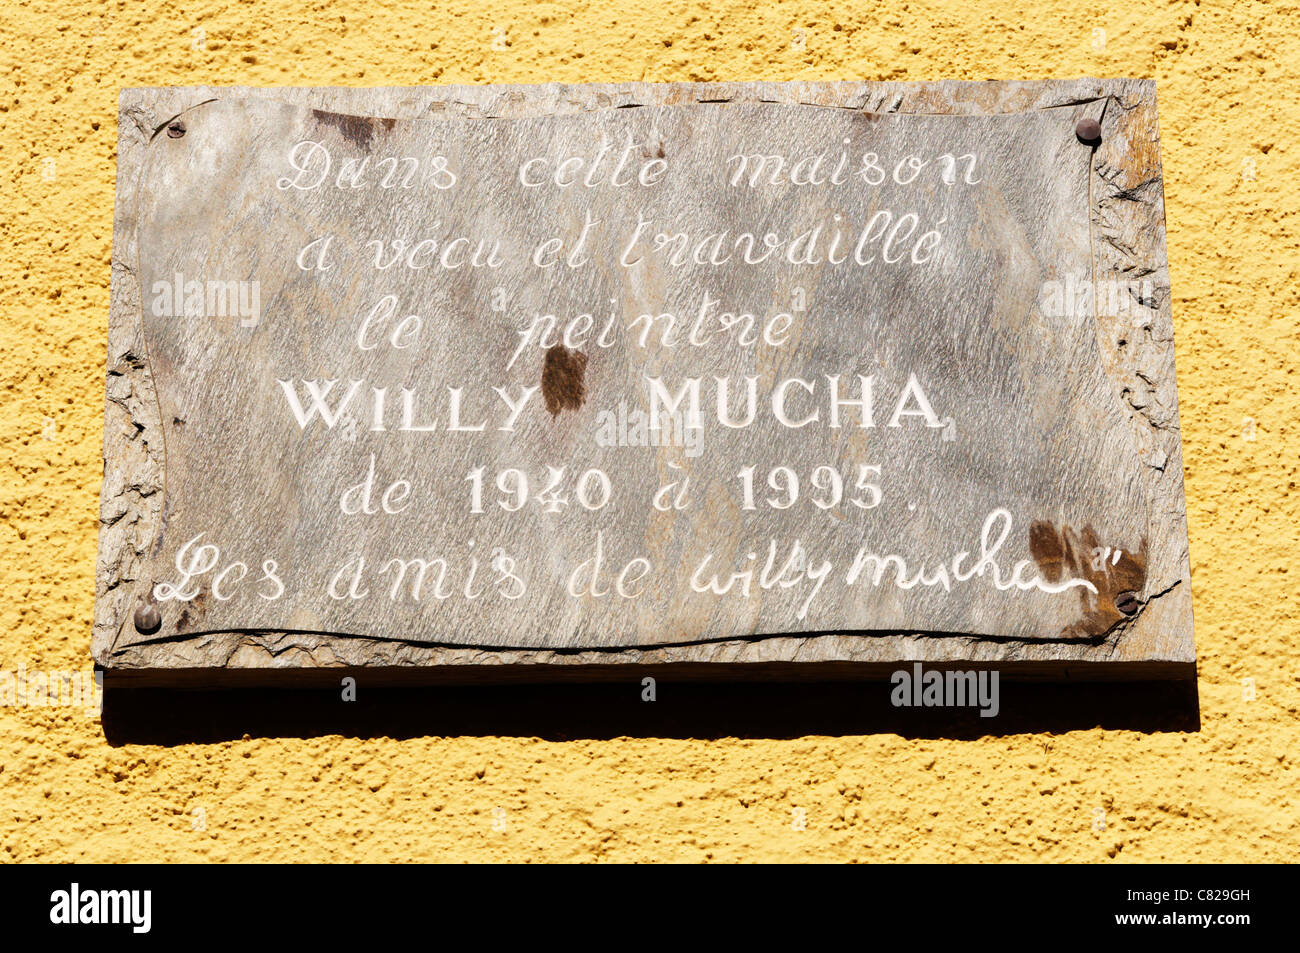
[100,665,1200,745]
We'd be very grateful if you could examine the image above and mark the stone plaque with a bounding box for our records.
[96,80,1194,681]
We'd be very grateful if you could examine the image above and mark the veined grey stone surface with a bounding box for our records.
[95,80,1194,680]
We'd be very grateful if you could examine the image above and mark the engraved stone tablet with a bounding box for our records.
[96,80,1195,681]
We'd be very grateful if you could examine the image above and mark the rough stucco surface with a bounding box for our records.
[0,1,1295,862]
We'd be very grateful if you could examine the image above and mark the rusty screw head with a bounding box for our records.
[133,600,161,634]
[1114,590,1141,616]
[1075,117,1102,144]
[166,120,186,139]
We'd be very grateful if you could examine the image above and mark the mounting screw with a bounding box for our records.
[1114,590,1141,616]
[166,120,186,139]
[1075,117,1102,144]
[133,598,161,634]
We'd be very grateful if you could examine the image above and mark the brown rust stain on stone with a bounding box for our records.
[1029,521,1147,639]
[311,109,396,149]
[174,585,210,634]
[541,344,588,417]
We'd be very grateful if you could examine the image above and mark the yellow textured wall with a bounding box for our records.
[2,1,1296,862]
